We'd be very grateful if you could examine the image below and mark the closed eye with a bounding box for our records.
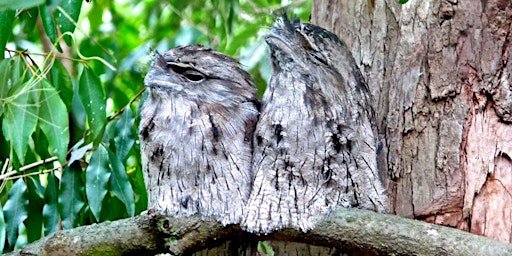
[167,63,205,82]
[311,52,329,66]
[182,70,205,82]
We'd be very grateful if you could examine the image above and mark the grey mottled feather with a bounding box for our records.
[139,45,259,225]
[243,17,388,234]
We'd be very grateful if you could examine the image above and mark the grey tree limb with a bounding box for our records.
[6,208,512,256]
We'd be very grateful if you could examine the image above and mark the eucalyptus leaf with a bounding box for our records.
[2,81,39,165]
[25,177,44,243]
[54,0,83,45]
[39,79,70,164]
[3,179,28,250]
[85,144,111,221]
[0,5,11,21]
[0,202,5,253]
[58,164,85,229]
[40,4,58,45]
[43,172,60,236]
[114,107,135,161]
[108,148,135,217]
[78,67,106,146]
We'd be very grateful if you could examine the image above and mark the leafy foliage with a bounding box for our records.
[0,0,311,253]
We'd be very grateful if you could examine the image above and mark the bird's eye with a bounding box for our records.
[182,70,205,82]
[167,63,205,82]
[311,52,329,66]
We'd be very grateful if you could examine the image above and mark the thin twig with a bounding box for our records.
[107,88,145,122]
[3,167,61,181]
[0,156,60,181]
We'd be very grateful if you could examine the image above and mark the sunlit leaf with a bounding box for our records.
[85,144,110,221]
[2,81,39,165]
[68,139,93,164]
[39,79,70,164]
[54,0,83,45]
[78,67,106,146]
[43,172,60,236]
[58,164,85,229]
[108,148,134,217]
[3,179,28,251]
[257,241,275,256]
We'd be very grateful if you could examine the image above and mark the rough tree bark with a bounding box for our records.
[312,0,512,243]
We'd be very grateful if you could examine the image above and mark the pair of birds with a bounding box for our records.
[139,16,388,235]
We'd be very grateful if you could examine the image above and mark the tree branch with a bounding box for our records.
[6,208,512,255]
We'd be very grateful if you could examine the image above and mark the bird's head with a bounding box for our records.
[264,15,366,95]
[145,45,257,105]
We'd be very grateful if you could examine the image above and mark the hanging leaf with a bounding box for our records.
[58,164,85,230]
[85,144,110,221]
[24,177,44,243]
[39,79,70,164]
[114,107,135,161]
[43,172,60,236]
[0,10,15,56]
[3,179,28,251]
[49,61,73,111]
[78,67,106,146]
[54,0,83,45]
[20,7,39,37]
[2,81,39,165]
[108,148,135,217]
[39,4,58,45]
[0,202,5,253]
[129,166,148,215]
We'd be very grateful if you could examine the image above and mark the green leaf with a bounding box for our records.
[39,79,70,164]
[2,81,39,165]
[43,172,60,236]
[78,67,106,146]
[24,177,44,243]
[114,107,135,161]
[3,179,28,251]
[108,148,134,217]
[85,144,111,221]
[20,7,38,36]
[58,164,85,230]
[129,165,148,215]
[257,241,275,256]
[398,0,409,3]
[0,10,15,60]
[99,195,128,221]
[40,4,58,45]
[0,0,45,11]
[49,61,73,111]
[0,202,5,253]
[0,59,12,116]
[54,0,83,45]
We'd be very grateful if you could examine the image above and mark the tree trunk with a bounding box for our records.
[312,0,512,243]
